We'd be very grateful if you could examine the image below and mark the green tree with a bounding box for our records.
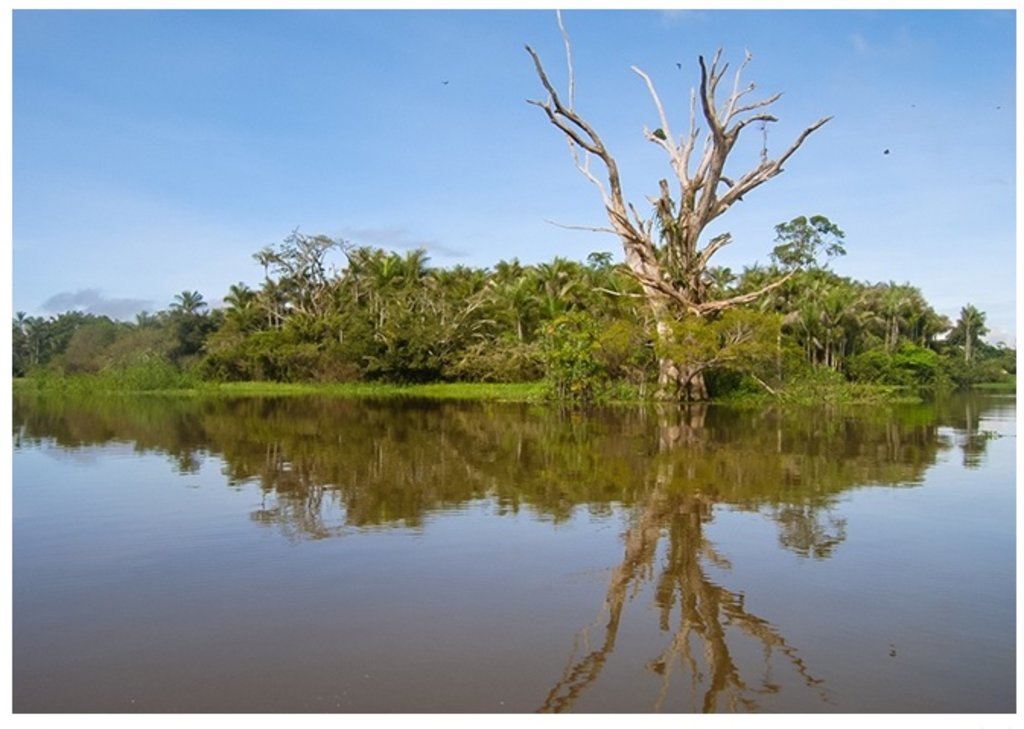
[60,318,119,374]
[222,283,258,327]
[13,312,30,376]
[168,291,214,363]
[949,304,989,363]
[769,215,846,270]
[170,290,207,317]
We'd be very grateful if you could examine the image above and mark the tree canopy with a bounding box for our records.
[13,230,1010,399]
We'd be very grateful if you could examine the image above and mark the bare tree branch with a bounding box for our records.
[696,269,796,316]
[696,232,733,271]
[543,218,618,235]
[527,18,831,401]
[556,10,575,109]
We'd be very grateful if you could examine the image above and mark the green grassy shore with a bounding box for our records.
[12,373,949,407]
[12,375,549,402]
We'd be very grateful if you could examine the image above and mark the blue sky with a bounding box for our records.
[11,7,1018,344]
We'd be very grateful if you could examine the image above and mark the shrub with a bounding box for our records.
[103,357,198,391]
[541,312,604,402]
[848,344,940,387]
[447,339,544,383]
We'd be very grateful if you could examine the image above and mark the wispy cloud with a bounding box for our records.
[849,33,870,55]
[987,327,1015,347]
[659,10,705,28]
[340,226,466,259]
[848,28,924,59]
[41,289,153,321]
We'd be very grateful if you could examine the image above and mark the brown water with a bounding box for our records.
[11,392,1016,713]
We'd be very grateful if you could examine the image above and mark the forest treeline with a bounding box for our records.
[12,228,1015,401]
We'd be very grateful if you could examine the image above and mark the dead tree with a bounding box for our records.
[526,14,831,401]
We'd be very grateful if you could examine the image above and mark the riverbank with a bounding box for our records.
[12,375,549,402]
[11,373,950,406]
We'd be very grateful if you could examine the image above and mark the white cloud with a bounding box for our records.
[339,226,466,259]
[40,289,154,321]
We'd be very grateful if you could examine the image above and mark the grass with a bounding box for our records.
[195,380,549,401]
[13,375,549,402]
[971,377,1016,392]
[16,369,1010,405]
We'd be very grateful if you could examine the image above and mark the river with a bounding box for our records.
[11,392,1016,713]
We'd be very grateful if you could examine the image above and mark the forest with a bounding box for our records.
[11,225,1015,403]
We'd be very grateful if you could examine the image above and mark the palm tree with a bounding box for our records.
[401,249,431,288]
[24,316,49,367]
[223,283,259,331]
[951,304,988,363]
[134,311,160,329]
[223,282,256,312]
[170,290,207,317]
[817,282,862,371]
[702,266,737,299]
[487,272,542,342]
[535,257,583,319]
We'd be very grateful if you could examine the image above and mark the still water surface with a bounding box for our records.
[12,392,1016,712]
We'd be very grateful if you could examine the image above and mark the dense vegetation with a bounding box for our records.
[12,224,1014,402]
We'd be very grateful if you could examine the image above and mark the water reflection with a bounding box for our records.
[541,489,829,712]
[13,393,1001,556]
[15,394,989,532]
[12,391,1012,712]
[541,405,833,712]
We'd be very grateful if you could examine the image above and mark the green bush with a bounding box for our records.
[594,317,655,388]
[943,357,1008,389]
[848,344,940,387]
[846,349,892,383]
[447,338,544,383]
[541,312,604,403]
[102,357,198,391]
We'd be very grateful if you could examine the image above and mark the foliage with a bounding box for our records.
[947,304,989,363]
[594,317,655,392]
[659,309,784,391]
[770,215,847,270]
[101,356,201,391]
[60,319,120,374]
[13,230,1012,402]
[773,365,912,405]
[847,343,942,387]
[541,311,604,403]
[449,339,544,383]
[943,356,1009,389]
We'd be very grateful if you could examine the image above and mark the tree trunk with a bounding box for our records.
[654,329,709,402]
[682,363,709,401]
[656,354,681,401]
[653,309,712,402]
[656,354,709,402]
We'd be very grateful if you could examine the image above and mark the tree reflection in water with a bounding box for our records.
[540,405,829,712]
